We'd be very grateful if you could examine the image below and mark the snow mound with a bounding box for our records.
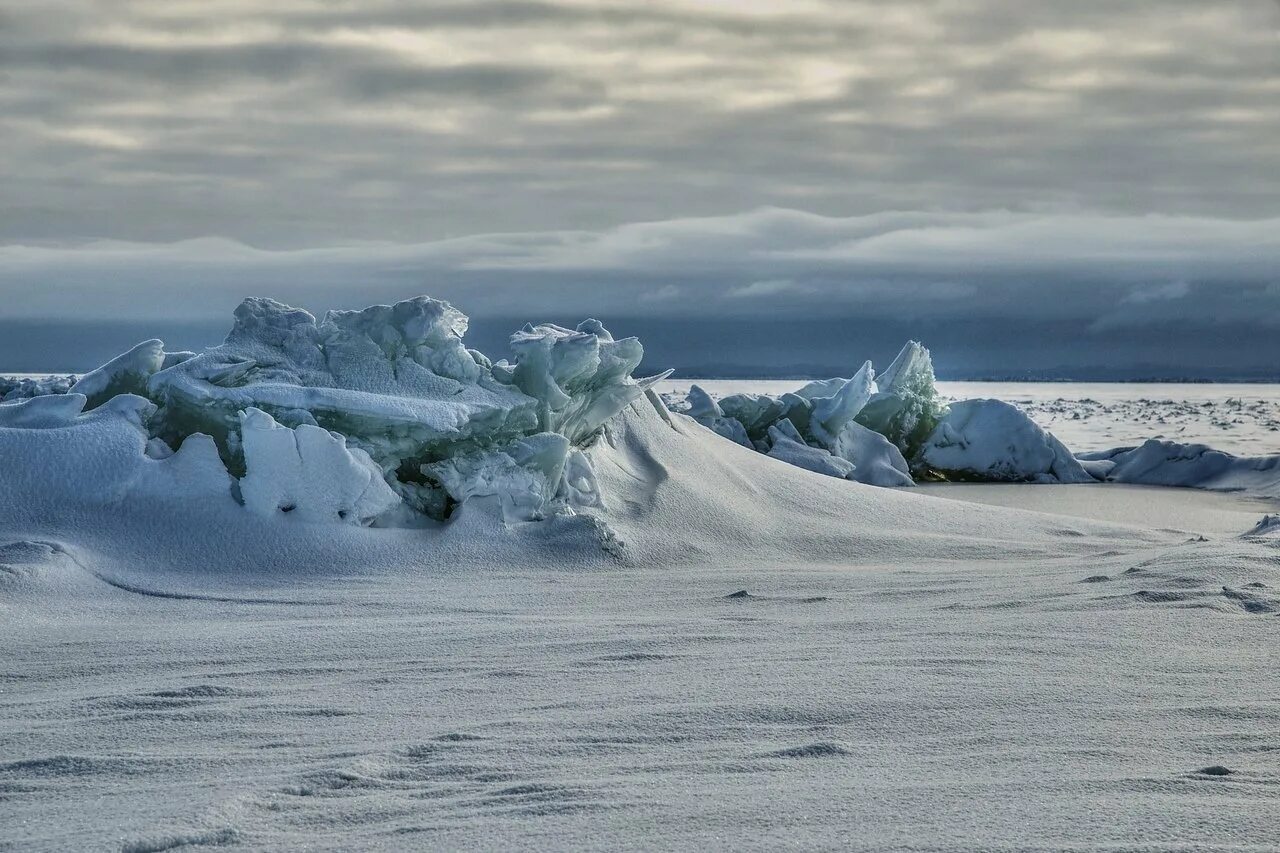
[919,399,1094,484]
[1084,439,1280,497]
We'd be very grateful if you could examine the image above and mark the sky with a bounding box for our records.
[1,0,1278,376]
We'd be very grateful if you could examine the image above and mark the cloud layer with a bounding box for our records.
[2,207,1278,376]
[2,1,1278,244]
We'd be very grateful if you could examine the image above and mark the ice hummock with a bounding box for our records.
[1,373,77,401]
[0,295,669,527]
[666,342,940,486]
[917,398,1094,484]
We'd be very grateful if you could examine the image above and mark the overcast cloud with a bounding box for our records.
[3,0,1278,244]
[1,1,1277,376]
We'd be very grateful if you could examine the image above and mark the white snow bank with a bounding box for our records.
[1084,439,1280,497]
[919,399,1094,484]
[0,393,233,512]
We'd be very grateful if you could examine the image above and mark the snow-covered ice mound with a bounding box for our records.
[1082,439,1280,498]
[666,345,933,486]
[918,398,1094,484]
[0,294,1179,602]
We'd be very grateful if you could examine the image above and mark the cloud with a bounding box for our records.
[1,0,1277,245]
[2,208,1277,332]
[729,279,799,299]
[1121,280,1192,304]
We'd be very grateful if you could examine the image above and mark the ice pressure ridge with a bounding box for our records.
[4,295,1277,533]
[666,343,1094,486]
[0,296,670,526]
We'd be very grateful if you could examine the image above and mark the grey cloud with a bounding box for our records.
[2,207,1276,322]
[2,0,1277,246]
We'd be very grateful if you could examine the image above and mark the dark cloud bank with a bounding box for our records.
[2,209,1277,379]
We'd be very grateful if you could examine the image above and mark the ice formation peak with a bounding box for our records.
[667,340,941,486]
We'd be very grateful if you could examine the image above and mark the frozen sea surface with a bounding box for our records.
[658,380,1280,456]
[4,492,1280,852]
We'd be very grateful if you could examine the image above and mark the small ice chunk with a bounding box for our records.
[809,360,876,447]
[426,432,573,522]
[766,425,856,479]
[830,420,914,487]
[684,385,722,420]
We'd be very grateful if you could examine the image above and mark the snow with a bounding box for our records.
[919,398,1094,484]
[237,408,402,525]
[4,300,1280,850]
[1089,439,1280,497]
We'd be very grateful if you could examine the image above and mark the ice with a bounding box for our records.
[918,398,1094,483]
[808,360,876,447]
[854,340,948,457]
[0,373,76,401]
[766,422,856,479]
[237,408,401,525]
[71,339,166,409]
[426,432,574,522]
[670,341,947,485]
[501,319,670,444]
[829,421,914,487]
[680,384,753,447]
[1,295,671,528]
[1084,439,1280,497]
[146,296,542,481]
